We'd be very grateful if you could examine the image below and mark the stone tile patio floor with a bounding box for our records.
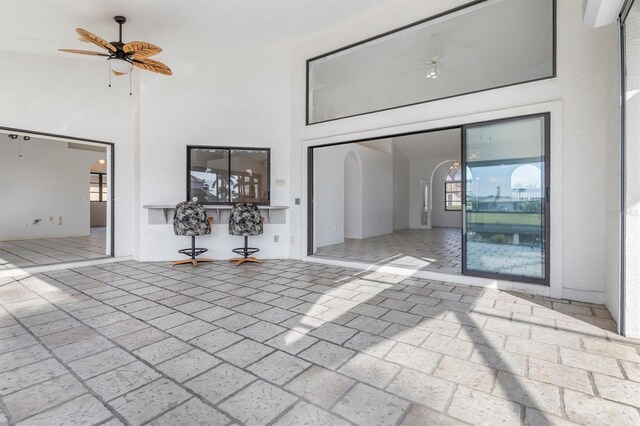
[0,260,638,426]
[0,227,107,270]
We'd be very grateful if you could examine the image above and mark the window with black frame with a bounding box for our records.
[187,147,270,205]
[445,167,462,211]
[90,173,107,202]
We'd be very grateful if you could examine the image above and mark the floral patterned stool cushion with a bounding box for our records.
[172,201,213,267]
[228,203,264,266]
[173,201,211,236]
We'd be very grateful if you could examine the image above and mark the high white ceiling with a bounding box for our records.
[394,128,461,160]
[0,0,390,58]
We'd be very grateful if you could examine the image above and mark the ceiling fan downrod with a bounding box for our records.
[114,16,126,44]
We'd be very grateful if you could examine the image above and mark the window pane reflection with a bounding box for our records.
[230,150,269,204]
[464,116,547,282]
[189,149,230,204]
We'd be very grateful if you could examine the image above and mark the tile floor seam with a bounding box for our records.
[518,404,526,425]
[616,358,629,380]
[391,403,411,426]
[558,386,569,418]
[272,364,315,388]
[96,416,120,425]
[381,365,404,393]
[14,391,97,425]
[0,389,13,425]
[326,379,358,413]
[262,401,300,426]
[136,392,239,426]
[0,344,51,375]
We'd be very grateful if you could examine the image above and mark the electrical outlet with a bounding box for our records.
[334,225,338,231]
[295,198,300,205]
[274,235,279,243]
[290,237,295,245]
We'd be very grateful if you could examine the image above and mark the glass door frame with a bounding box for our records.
[461,112,551,285]
[619,0,638,336]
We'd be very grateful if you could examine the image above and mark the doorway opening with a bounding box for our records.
[308,113,550,285]
[312,128,463,274]
[0,127,114,270]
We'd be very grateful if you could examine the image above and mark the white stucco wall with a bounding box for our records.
[136,44,292,261]
[409,156,459,229]
[313,142,393,249]
[0,137,104,240]
[392,144,410,231]
[0,51,137,258]
[290,0,617,304]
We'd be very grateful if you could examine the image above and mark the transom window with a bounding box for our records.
[445,167,462,211]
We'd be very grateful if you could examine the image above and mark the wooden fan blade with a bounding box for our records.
[76,28,116,52]
[133,58,172,76]
[123,41,162,58]
[59,48,110,57]
[112,70,126,76]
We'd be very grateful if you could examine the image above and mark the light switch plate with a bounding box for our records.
[275,179,286,187]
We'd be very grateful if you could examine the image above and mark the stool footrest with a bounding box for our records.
[232,247,259,258]
[178,248,208,258]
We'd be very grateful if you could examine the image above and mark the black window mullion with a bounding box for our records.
[227,148,232,204]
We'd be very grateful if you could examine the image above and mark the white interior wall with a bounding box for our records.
[90,203,107,227]
[313,142,393,249]
[137,44,291,261]
[0,137,104,240]
[392,143,410,230]
[344,152,363,239]
[361,142,394,239]
[314,146,346,247]
[0,50,137,257]
[431,163,462,228]
[409,156,458,229]
[291,0,617,305]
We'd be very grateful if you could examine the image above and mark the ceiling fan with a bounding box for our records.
[59,16,172,76]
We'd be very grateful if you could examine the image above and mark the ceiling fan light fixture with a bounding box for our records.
[109,58,133,74]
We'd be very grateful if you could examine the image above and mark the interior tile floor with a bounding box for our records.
[0,227,107,270]
[1,260,638,425]
[315,228,462,273]
[314,228,546,279]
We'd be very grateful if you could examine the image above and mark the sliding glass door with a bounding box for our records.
[462,114,550,284]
